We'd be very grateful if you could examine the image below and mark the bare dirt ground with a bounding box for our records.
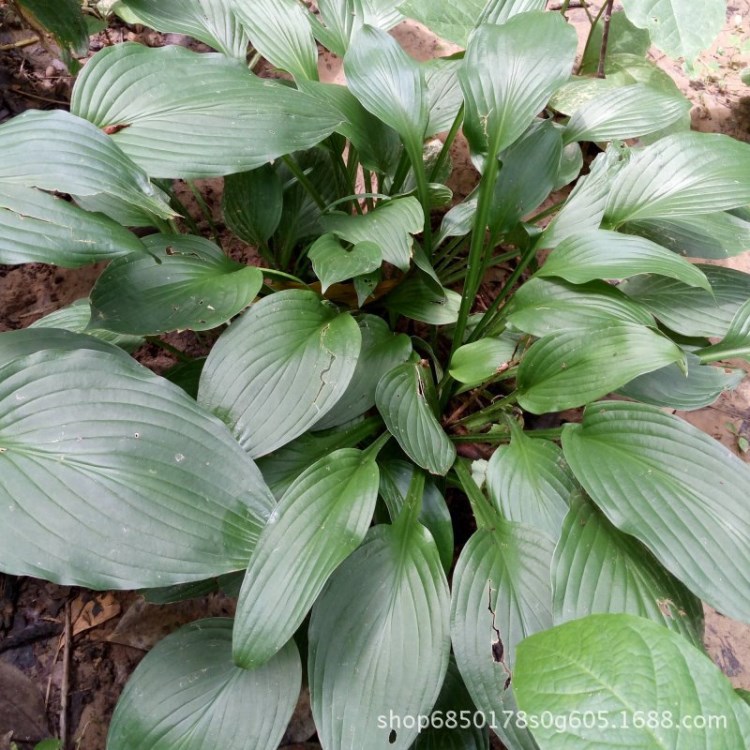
[0,2,749,748]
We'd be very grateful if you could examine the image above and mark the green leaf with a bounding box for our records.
[459,13,576,157]
[0,184,144,267]
[562,401,750,624]
[344,25,428,152]
[314,316,412,430]
[309,234,382,292]
[108,619,300,750]
[376,361,456,475]
[383,273,461,325]
[697,299,750,363]
[506,277,655,337]
[538,229,710,289]
[71,44,342,179]
[233,449,379,668]
[257,417,381,498]
[89,234,262,335]
[553,495,704,646]
[515,614,750,748]
[487,426,576,539]
[579,10,651,72]
[413,656,489,750]
[29,299,144,353]
[449,334,520,386]
[605,132,750,225]
[378,459,454,573]
[233,0,318,80]
[423,58,464,136]
[450,518,552,750]
[223,165,283,247]
[517,323,684,414]
[199,290,361,457]
[618,352,744,410]
[309,522,450,749]
[320,196,422,271]
[0,109,173,221]
[621,0,725,61]
[622,211,750,259]
[619,265,750,337]
[140,572,242,604]
[0,330,274,590]
[16,0,89,54]
[312,0,403,56]
[115,0,248,58]
[563,84,689,143]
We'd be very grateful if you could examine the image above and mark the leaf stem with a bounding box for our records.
[454,460,496,530]
[405,138,433,255]
[597,0,616,78]
[429,103,465,182]
[145,336,194,364]
[282,155,328,211]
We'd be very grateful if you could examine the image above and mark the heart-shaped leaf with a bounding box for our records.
[108,619,301,750]
[449,334,521,386]
[0,330,274,590]
[199,290,361,457]
[71,44,342,178]
[562,401,750,624]
[309,234,382,292]
[514,614,750,748]
[309,520,450,750]
[383,273,461,325]
[376,361,456,475]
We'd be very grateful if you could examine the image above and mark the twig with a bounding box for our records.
[9,85,68,106]
[0,36,39,51]
[597,0,616,78]
[60,601,72,750]
[0,621,62,653]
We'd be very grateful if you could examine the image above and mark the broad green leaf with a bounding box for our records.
[514,614,750,748]
[115,0,248,58]
[550,76,619,116]
[605,132,750,225]
[320,196,422,271]
[487,425,576,539]
[555,142,583,189]
[0,184,144,267]
[309,234,382,292]
[506,277,655,337]
[541,145,629,248]
[297,80,401,175]
[623,211,750,259]
[71,44,342,179]
[619,353,744,409]
[480,0,548,24]
[490,120,563,235]
[449,334,520,386]
[199,290,361,457]
[223,165,283,247]
[697,299,750,363]
[553,496,704,646]
[89,234,262,335]
[621,0,725,61]
[314,316,412,430]
[30,299,144,352]
[562,401,750,624]
[383,273,461,325]
[0,331,274,590]
[517,323,684,414]
[538,229,710,289]
[619,265,750,337]
[450,512,551,749]
[108,619,300,750]
[309,521,450,750]
[579,10,651,72]
[257,417,381,497]
[423,58,464,136]
[376,361,456,475]
[234,0,318,80]
[378,459,454,573]
[16,0,88,54]
[0,109,173,220]
[233,449,379,668]
[163,358,205,400]
[437,197,477,245]
[563,84,689,143]
[312,0,403,56]
[460,13,576,157]
[344,25,428,151]
[413,657,489,750]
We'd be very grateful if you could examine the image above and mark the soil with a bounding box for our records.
[0,2,749,749]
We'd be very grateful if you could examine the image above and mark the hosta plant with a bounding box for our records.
[1,0,750,748]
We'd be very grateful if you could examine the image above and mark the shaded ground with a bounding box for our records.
[0,2,749,748]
